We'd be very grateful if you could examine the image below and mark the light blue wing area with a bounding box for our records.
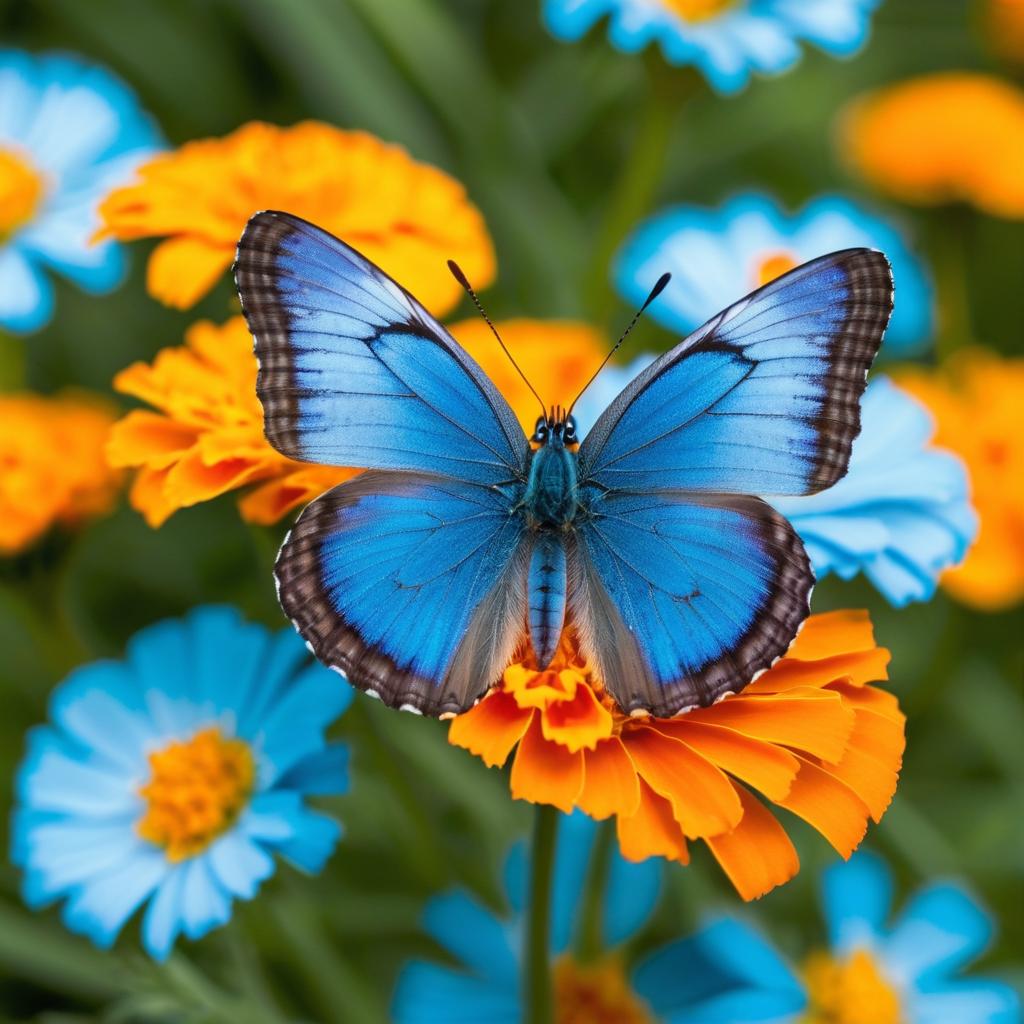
[275,471,530,717]
[234,211,528,486]
[527,533,567,670]
[578,248,892,496]
[570,488,812,715]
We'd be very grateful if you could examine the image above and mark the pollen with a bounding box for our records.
[755,251,800,288]
[137,727,256,861]
[554,954,653,1024]
[801,948,903,1024]
[663,0,736,22]
[0,146,46,240]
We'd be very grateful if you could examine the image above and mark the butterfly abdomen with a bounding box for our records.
[528,533,567,669]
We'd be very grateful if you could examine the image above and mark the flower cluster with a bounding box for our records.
[451,611,904,900]
[0,50,160,333]
[12,607,350,959]
[899,350,1024,610]
[97,121,494,314]
[0,392,121,554]
[839,73,1024,219]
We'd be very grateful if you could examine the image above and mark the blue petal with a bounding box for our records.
[179,857,233,941]
[604,843,661,947]
[882,883,994,985]
[909,978,1022,1024]
[422,890,518,985]
[392,961,521,1024]
[276,744,350,796]
[271,810,341,874]
[820,851,893,955]
[142,868,187,960]
[0,245,54,333]
[206,830,275,900]
[234,626,310,737]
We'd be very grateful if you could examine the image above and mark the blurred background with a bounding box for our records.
[0,0,1021,1020]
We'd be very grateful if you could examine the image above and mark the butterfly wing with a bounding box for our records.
[277,471,530,717]
[572,249,891,714]
[234,210,528,484]
[578,248,892,496]
[570,489,810,716]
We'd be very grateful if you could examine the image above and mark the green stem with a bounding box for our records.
[575,818,615,963]
[931,209,974,362]
[523,803,559,1024]
[585,60,696,328]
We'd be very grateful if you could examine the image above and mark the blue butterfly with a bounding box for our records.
[234,211,891,719]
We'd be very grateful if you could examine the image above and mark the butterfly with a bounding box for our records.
[234,211,891,719]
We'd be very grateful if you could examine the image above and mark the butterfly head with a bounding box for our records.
[531,407,578,449]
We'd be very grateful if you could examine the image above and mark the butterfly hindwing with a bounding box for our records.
[579,248,892,496]
[234,211,528,485]
[276,471,530,716]
[571,489,812,715]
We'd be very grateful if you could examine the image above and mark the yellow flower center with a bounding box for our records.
[755,251,800,288]
[0,146,46,240]
[554,955,654,1024]
[662,0,736,22]
[137,727,256,862]
[801,949,904,1024]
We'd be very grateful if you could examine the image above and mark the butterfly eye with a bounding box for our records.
[564,416,578,443]
[532,417,549,443]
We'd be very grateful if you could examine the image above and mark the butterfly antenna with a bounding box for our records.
[447,260,548,422]
[566,272,671,419]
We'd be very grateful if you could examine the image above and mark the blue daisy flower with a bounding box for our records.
[543,0,881,94]
[392,811,661,1023]
[615,193,933,354]
[0,49,160,333]
[635,852,1021,1023]
[774,377,977,607]
[11,606,351,960]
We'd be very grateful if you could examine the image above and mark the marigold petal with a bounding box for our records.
[578,738,641,820]
[147,236,232,309]
[106,411,199,470]
[657,720,800,802]
[688,689,855,764]
[624,726,742,839]
[238,465,359,525]
[748,647,891,694]
[540,680,614,753]
[162,450,271,508]
[777,757,871,857]
[510,715,583,812]
[616,781,689,865]
[787,609,876,660]
[127,466,177,528]
[448,691,532,768]
[705,786,799,901]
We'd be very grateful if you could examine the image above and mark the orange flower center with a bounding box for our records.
[801,949,903,1024]
[0,147,45,240]
[662,0,736,22]
[137,727,255,861]
[554,955,654,1024]
[755,251,800,288]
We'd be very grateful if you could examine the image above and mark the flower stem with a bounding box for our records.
[575,818,615,963]
[524,803,559,1024]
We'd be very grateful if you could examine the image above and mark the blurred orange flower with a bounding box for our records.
[96,121,495,313]
[900,350,1024,610]
[839,72,1024,218]
[0,393,121,554]
[985,0,1024,64]
[449,318,606,430]
[106,316,355,527]
[450,611,902,901]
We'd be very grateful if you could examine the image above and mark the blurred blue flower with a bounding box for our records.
[392,811,661,1023]
[0,50,160,333]
[616,193,933,353]
[11,606,350,960]
[635,852,1021,1023]
[775,377,977,607]
[543,0,880,94]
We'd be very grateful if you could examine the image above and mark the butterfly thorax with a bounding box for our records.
[525,412,579,528]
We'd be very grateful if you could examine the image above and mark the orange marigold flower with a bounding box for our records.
[450,610,903,901]
[97,121,495,313]
[106,316,355,527]
[0,392,121,554]
[838,72,1024,218]
[449,318,607,429]
[899,349,1024,610]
